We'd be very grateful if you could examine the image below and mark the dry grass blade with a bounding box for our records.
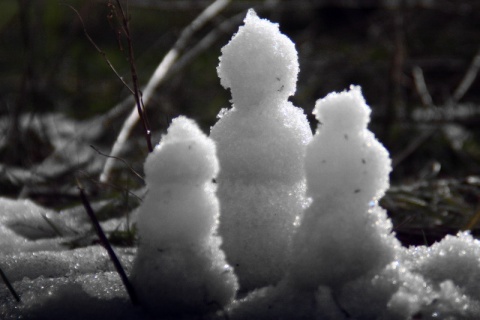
[77,180,139,306]
[0,266,21,303]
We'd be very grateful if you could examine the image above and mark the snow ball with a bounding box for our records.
[144,116,218,186]
[137,183,218,246]
[211,102,312,184]
[138,116,221,246]
[305,86,391,202]
[314,85,370,134]
[217,9,299,108]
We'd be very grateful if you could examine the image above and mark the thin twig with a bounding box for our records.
[0,266,21,303]
[99,0,231,183]
[77,180,139,306]
[63,3,135,95]
[114,0,153,153]
[451,47,480,104]
[76,169,144,202]
[90,145,144,182]
[412,66,433,107]
[66,1,152,157]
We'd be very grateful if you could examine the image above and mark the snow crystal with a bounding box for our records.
[1,272,144,320]
[227,282,318,320]
[407,232,480,302]
[132,116,237,316]
[1,246,135,283]
[338,260,434,319]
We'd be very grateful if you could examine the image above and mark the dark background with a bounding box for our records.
[1,0,479,246]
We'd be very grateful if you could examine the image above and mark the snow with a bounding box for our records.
[131,116,237,316]
[217,9,298,108]
[289,86,399,290]
[305,86,391,202]
[1,272,144,320]
[2,8,480,320]
[211,9,312,293]
[0,198,67,254]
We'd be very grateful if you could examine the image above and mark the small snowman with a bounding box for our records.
[132,117,237,316]
[210,9,312,293]
[289,86,399,290]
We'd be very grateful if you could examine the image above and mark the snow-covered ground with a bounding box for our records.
[2,9,480,320]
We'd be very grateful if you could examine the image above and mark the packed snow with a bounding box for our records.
[131,116,238,316]
[2,8,480,320]
[211,9,312,293]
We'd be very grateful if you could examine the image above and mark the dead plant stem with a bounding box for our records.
[77,181,139,306]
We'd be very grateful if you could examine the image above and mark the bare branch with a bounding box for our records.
[64,3,135,95]
[412,66,433,107]
[451,47,480,104]
[113,0,153,153]
[90,145,144,182]
[100,0,231,183]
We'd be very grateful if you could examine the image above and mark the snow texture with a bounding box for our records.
[131,116,238,316]
[211,9,312,293]
[289,86,399,290]
[217,9,299,109]
[0,197,82,254]
[2,9,480,320]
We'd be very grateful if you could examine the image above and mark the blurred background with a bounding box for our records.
[1,0,479,246]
